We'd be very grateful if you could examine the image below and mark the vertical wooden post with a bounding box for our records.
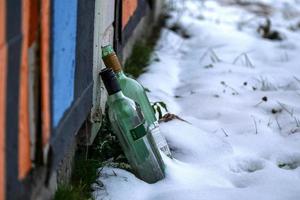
[41,0,51,162]
[0,0,7,198]
[19,0,31,180]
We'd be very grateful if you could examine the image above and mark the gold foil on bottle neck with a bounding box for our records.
[103,54,122,73]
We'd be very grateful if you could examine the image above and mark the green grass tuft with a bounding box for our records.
[54,114,126,200]
[124,42,155,78]
[124,18,165,78]
[54,185,88,200]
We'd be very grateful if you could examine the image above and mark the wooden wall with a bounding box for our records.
[0,0,154,198]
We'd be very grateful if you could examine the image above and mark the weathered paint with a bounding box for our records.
[90,0,115,144]
[52,0,78,127]
[122,0,138,29]
[41,0,51,158]
[0,0,6,198]
[92,0,115,118]
[19,0,32,180]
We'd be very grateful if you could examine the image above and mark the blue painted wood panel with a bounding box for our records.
[52,0,78,127]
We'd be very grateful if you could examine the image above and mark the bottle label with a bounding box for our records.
[150,124,172,157]
[130,123,147,141]
[150,126,165,148]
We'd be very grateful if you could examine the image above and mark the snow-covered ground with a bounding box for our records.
[94,0,300,199]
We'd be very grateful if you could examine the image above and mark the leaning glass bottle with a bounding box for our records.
[100,68,164,183]
[101,45,172,158]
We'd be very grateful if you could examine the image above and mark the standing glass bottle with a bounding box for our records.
[101,45,172,158]
[100,68,164,183]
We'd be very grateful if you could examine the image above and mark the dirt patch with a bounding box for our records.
[218,0,273,16]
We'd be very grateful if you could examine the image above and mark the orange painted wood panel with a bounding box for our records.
[0,0,7,198]
[41,0,51,158]
[19,0,32,180]
[122,0,138,29]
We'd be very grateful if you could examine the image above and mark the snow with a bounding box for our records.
[94,0,300,199]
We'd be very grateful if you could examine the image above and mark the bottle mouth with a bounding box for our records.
[101,45,114,57]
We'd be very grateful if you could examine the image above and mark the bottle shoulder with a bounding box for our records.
[108,98,146,133]
[108,96,140,118]
[119,76,144,90]
[109,96,135,110]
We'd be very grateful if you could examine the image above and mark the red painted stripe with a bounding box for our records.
[41,0,51,160]
[0,0,6,198]
[28,0,38,45]
[18,0,32,180]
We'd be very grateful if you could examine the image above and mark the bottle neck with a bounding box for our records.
[102,53,123,73]
[108,91,125,101]
[99,68,121,95]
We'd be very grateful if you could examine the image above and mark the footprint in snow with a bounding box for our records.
[228,156,265,188]
[277,153,300,170]
[229,156,265,173]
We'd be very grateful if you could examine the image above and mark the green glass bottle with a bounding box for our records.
[100,68,164,183]
[102,45,172,158]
